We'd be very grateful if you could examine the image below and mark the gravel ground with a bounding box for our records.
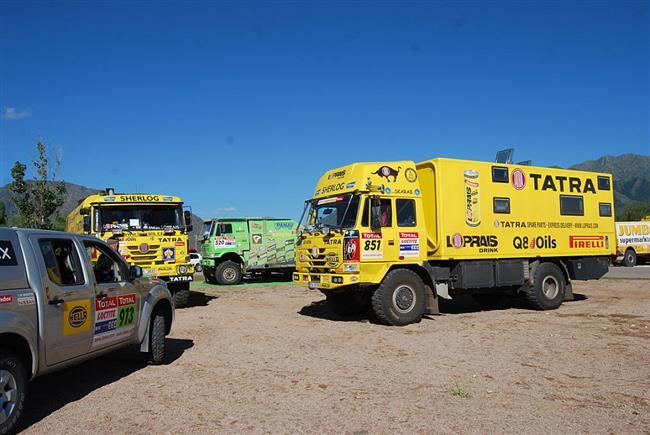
[19,279,650,434]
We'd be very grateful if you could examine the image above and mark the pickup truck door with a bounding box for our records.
[32,236,94,366]
[81,240,141,350]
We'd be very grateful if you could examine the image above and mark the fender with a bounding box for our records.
[137,282,174,352]
[0,311,38,379]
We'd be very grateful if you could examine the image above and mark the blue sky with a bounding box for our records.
[1,0,648,219]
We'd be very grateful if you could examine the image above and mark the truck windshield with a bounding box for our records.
[99,205,183,231]
[305,194,360,231]
[201,221,213,239]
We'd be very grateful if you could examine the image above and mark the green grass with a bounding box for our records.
[452,384,471,399]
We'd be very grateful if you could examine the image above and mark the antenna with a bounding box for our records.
[495,148,514,164]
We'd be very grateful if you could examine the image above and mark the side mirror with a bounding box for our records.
[83,216,91,232]
[129,265,143,280]
[370,197,382,230]
[80,208,89,216]
[184,210,192,224]
[186,225,193,232]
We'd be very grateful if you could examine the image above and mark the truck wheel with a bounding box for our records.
[148,313,166,365]
[204,268,216,284]
[0,349,27,435]
[326,291,369,317]
[525,262,566,310]
[371,269,426,326]
[172,285,190,308]
[216,261,242,285]
[623,249,637,267]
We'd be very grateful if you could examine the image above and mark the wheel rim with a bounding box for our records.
[0,369,18,424]
[223,267,237,282]
[541,275,560,300]
[393,285,416,313]
[627,253,634,264]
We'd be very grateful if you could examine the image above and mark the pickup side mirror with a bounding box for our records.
[83,216,91,232]
[370,196,382,230]
[129,265,143,280]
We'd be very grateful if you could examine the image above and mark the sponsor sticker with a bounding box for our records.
[0,241,17,266]
[0,294,13,304]
[215,237,236,247]
[399,232,420,257]
[64,300,91,335]
[511,168,526,190]
[93,293,137,347]
[569,235,605,249]
[361,233,383,259]
[343,237,360,262]
[162,247,176,260]
[17,294,35,306]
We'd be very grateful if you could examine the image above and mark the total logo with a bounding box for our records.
[513,235,557,249]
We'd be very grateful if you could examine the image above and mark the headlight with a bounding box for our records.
[299,252,307,262]
[179,265,187,274]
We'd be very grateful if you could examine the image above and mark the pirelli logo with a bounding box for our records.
[569,235,605,249]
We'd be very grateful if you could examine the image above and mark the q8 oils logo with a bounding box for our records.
[64,300,91,335]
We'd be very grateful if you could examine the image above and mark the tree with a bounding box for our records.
[0,201,6,225]
[9,142,66,230]
[616,201,650,221]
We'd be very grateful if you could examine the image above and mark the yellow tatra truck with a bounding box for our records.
[67,188,195,307]
[294,158,615,326]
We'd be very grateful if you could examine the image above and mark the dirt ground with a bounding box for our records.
[20,278,650,434]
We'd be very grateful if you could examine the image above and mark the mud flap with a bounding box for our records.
[564,281,574,301]
[140,323,150,353]
[424,285,440,315]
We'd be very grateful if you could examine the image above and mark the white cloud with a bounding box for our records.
[2,107,31,120]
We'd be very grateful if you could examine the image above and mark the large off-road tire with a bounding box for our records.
[623,248,637,267]
[371,269,426,326]
[203,268,216,284]
[0,349,27,435]
[172,284,190,308]
[525,262,566,310]
[326,290,370,317]
[215,261,242,285]
[147,313,166,365]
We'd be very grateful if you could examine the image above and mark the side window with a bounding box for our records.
[218,223,233,234]
[39,239,84,286]
[560,195,584,216]
[493,197,511,214]
[597,176,611,191]
[83,241,127,283]
[396,199,417,227]
[492,166,509,183]
[361,198,393,227]
[599,202,612,217]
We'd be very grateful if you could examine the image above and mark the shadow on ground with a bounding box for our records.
[16,338,194,432]
[299,293,589,322]
[178,290,218,309]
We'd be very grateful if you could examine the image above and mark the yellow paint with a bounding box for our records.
[63,299,91,335]
[295,158,616,290]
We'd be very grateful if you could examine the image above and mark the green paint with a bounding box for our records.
[199,218,297,274]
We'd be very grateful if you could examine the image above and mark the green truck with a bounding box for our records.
[200,218,297,285]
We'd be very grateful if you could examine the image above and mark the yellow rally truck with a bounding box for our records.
[294,158,615,326]
[67,188,195,307]
[615,219,650,267]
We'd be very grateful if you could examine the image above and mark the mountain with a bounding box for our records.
[569,153,650,208]
[0,182,205,249]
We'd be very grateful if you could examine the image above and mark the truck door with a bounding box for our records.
[359,197,398,262]
[32,236,94,366]
[82,240,140,350]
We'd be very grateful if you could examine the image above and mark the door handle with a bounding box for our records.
[96,292,108,299]
[388,240,395,246]
[49,297,64,306]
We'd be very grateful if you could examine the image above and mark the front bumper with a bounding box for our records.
[293,272,359,290]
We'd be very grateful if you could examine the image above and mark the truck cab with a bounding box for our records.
[0,228,174,433]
